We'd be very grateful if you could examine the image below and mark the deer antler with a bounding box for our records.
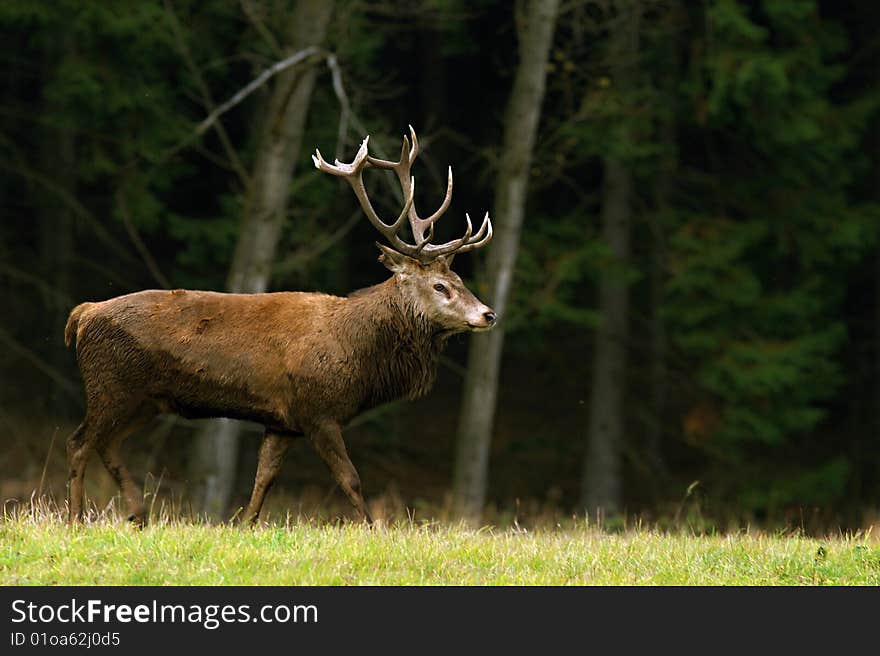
[312,126,492,262]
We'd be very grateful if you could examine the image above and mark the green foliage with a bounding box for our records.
[740,457,851,512]
[512,210,605,338]
[663,0,878,472]
[38,3,191,176]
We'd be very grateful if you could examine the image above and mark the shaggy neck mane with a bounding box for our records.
[341,277,447,408]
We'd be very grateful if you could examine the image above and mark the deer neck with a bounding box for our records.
[343,277,444,405]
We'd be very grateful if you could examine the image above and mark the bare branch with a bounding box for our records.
[0,327,82,402]
[0,159,139,266]
[275,207,362,274]
[326,53,351,162]
[194,45,322,138]
[164,0,251,188]
[115,188,172,289]
[0,263,74,308]
[240,0,283,56]
[69,255,141,292]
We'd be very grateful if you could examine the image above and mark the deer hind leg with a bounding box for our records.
[243,430,293,526]
[68,402,153,526]
[66,422,92,525]
[95,408,154,528]
[308,420,373,524]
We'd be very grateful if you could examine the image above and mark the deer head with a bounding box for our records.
[313,126,497,333]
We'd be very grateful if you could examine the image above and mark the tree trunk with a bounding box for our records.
[647,218,668,479]
[646,1,679,482]
[190,0,334,519]
[452,0,559,522]
[581,3,642,518]
[581,158,632,517]
[876,249,880,441]
[875,141,880,472]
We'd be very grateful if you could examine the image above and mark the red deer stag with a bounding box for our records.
[64,127,494,526]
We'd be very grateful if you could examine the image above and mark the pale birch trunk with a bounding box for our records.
[190,0,334,518]
[452,0,560,522]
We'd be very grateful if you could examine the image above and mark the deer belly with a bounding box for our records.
[150,353,289,428]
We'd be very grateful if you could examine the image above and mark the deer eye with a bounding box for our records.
[433,283,448,295]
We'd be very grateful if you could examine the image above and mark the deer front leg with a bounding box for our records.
[243,430,292,526]
[308,420,373,524]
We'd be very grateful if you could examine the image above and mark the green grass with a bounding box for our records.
[2,509,878,585]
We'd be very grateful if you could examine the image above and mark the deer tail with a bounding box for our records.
[64,303,92,347]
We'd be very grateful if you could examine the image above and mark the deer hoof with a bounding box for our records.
[127,514,147,529]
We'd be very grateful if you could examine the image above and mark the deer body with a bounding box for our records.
[65,127,495,526]
[67,282,442,432]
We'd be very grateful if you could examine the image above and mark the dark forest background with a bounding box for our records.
[2,0,879,531]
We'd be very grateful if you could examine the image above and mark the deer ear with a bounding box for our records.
[376,243,417,272]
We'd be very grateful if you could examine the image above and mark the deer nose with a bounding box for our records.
[484,311,497,325]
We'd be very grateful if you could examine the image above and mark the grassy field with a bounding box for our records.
[2,507,878,585]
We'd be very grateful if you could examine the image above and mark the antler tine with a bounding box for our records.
[313,136,416,254]
[456,213,493,253]
[468,211,491,242]
[364,127,450,244]
[421,216,471,257]
[403,125,451,242]
[389,177,416,233]
[348,170,415,250]
[411,166,453,240]
[420,211,493,258]
[313,128,493,262]
[380,176,415,236]
[365,124,417,171]
[312,136,370,176]
[408,124,419,163]
[414,221,435,255]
